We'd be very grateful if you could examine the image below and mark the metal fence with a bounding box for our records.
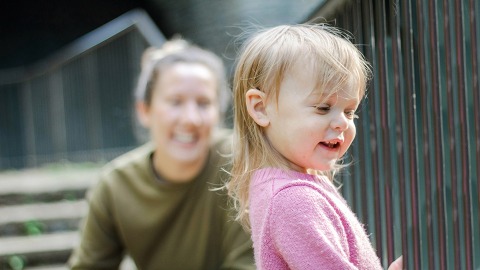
[311,0,479,269]
[0,9,165,169]
[2,1,479,269]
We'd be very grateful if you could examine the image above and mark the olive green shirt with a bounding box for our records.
[69,130,254,269]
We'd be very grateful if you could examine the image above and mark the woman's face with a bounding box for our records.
[138,62,219,169]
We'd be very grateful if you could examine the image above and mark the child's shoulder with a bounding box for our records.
[269,177,347,217]
[272,179,326,199]
[268,181,340,224]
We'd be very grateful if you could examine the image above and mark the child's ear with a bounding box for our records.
[245,89,270,127]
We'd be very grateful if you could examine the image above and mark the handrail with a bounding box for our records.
[0,8,165,85]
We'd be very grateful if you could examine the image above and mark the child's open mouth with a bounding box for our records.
[320,141,340,149]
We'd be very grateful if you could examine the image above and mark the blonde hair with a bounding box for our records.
[227,24,372,230]
[135,37,230,119]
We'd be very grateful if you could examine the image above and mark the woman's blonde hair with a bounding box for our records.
[226,24,372,230]
[135,37,230,119]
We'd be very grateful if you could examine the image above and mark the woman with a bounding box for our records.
[69,38,254,270]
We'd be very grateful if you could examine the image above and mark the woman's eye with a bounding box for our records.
[169,99,182,106]
[197,99,212,108]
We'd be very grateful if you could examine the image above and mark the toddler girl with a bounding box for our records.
[227,24,399,269]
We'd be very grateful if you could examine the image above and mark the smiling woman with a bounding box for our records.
[133,39,229,183]
[136,61,220,182]
[68,38,255,270]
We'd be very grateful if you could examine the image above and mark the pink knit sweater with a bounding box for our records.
[249,168,382,270]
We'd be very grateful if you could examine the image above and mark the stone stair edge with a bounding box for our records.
[0,231,79,257]
[0,168,101,195]
[0,200,88,225]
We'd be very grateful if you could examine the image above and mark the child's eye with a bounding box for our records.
[345,110,359,119]
[314,106,330,114]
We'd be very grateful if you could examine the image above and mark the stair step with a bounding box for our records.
[0,200,87,225]
[1,218,81,237]
[22,258,136,270]
[0,167,100,269]
[0,168,98,206]
[0,168,99,196]
[25,264,68,270]
[0,249,71,269]
[0,231,78,257]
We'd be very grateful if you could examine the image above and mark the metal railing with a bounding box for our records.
[310,0,479,269]
[0,9,165,169]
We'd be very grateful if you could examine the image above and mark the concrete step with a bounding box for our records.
[0,200,87,237]
[0,231,79,258]
[21,257,137,270]
[0,167,99,206]
[22,258,136,270]
[0,200,87,226]
[0,167,100,195]
[0,166,101,269]
[24,264,68,270]
[0,232,77,268]
[25,265,68,270]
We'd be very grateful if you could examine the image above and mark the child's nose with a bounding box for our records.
[330,113,349,131]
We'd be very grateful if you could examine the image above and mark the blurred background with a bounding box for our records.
[0,0,479,269]
[0,0,324,168]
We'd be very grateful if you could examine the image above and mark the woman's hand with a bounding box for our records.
[388,255,403,270]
